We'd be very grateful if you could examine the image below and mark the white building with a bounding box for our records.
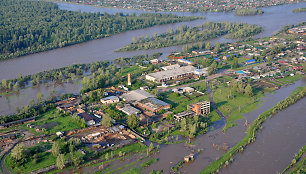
[146,66,196,83]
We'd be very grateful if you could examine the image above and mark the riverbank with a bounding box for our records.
[200,86,306,173]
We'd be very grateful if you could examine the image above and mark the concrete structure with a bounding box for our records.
[174,111,195,120]
[184,154,194,162]
[189,101,210,115]
[122,89,155,103]
[101,96,120,104]
[146,66,196,83]
[128,73,132,86]
[161,64,180,71]
[178,59,194,65]
[136,97,170,113]
[182,87,195,93]
[118,104,140,116]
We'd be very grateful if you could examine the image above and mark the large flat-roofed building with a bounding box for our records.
[146,66,196,83]
[136,97,170,113]
[188,101,210,115]
[118,104,140,116]
[121,89,155,103]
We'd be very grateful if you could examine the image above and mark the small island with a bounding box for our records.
[292,7,306,13]
[234,9,264,16]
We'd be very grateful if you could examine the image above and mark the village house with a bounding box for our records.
[78,113,97,126]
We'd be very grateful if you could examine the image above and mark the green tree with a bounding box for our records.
[56,154,65,169]
[208,61,217,75]
[52,141,60,156]
[214,42,221,53]
[245,84,253,96]
[149,142,154,152]
[127,114,139,129]
[101,114,112,128]
[11,143,25,162]
[180,118,187,131]
[36,92,44,103]
[205,42,212,50]
[231,58,239,68]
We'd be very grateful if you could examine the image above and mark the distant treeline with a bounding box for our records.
[0,53,161,93]
[0,0,199,61]
[292,7,306,13]
[118,22,263,51]
[234,9,263,16]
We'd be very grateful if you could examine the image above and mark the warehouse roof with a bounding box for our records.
[147,66,196,81]
[122,89,155,102]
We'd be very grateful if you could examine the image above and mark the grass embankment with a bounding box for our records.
[200,86,306,173]
[282,145,306,174]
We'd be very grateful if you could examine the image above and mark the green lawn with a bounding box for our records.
[211,83,264,131]
[162,92,209,114]
[4,151,56,173]
[28,109,83,135]
[277,74,303,84]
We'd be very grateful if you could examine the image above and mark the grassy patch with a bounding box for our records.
[140,158,158,168]
[28,109,83,135]
[277,74,303,84]
[4,151,56,173]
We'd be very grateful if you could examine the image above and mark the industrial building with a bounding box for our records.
[121,89,155,103]
[100,96,120,104]
[136,97,171,113]
[117,104,140,116]
[146,65,196,83]
[188,101,210,115]
[174,111,195,120]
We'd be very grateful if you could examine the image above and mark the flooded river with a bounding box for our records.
[221,97,306,174]
[0,2,305,80]
[0,2,305,115]
[142,80,305,173]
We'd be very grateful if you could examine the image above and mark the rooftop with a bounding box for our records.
[122,89,155,102]
[147,66,196,81]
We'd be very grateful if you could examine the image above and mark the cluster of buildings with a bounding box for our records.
[288,26,306,35]
[66,0,299,12]
[120,89,171,119]
[55,97,81,113]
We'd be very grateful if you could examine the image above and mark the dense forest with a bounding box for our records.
[117,22,263,51]
[0,0,199,61]
[234,9,264,16]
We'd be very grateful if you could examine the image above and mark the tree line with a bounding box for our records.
[0,0,199,61]
[117,22,263,51]
[234,9,263,16]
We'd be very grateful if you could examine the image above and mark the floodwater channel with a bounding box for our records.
[141,80,305,173]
